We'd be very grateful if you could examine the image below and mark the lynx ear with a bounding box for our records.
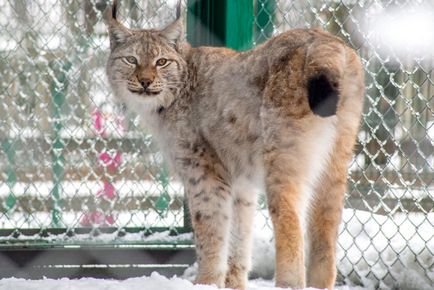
[107,0,132,49]
[160,2,184,49]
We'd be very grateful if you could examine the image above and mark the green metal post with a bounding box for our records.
[187,0,226,47]
[1,139,17,211]
[225,0,254,50]
[49,60,71,227]
[187,0,254,51]
[155,163,171,217]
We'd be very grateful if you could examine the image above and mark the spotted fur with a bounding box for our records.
[106,2,364,289]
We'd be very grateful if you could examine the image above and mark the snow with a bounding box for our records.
[0,180,186,229]
[0,272,362,290]
[0,229,193,245]
[0,273,409,290]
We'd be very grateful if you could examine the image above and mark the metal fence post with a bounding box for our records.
[155,163,171,217]
[187,0,226,47]
[49,60,71,228]
[225,0,254,50]
[1,139,17,211]
[187,0,254,50]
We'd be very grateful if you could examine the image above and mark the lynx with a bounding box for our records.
[105,1,364,289]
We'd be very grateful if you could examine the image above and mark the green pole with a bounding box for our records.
[187,0,226,47]
[225,0,254,50]
[187,0,254,51]
[49,60,71,227]
[155,162,171,217]
[2,139,17,211]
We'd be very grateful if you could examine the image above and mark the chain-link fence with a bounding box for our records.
[253,0,434,288]
[0,0,188,244]
[0,0,433,288]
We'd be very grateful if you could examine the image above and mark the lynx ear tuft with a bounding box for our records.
[107,0,131,49]
[175,0,182,19]
[105,0,118,21]
[160,2,184,50]
[112,0,118,20]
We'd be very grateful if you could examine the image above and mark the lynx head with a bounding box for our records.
[106,0,187,112]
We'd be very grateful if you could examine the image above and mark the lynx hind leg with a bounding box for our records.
[305,148,347,289]
[262,110,340,289]
[307,52,364,290]
[184,154,233,288]
[264,155,306,289]
[225,179,257,290]
[262,122,315,288]
[306,118,362,289]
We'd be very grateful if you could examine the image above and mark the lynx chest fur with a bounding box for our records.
[106,1,364,290]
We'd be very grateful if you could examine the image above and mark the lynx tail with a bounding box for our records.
[307,74,339,117]
[305,39,346,118]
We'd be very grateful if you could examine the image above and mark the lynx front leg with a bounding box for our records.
[225,180,257,290]
[183,155,233,288]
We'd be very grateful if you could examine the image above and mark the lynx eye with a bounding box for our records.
[156,58,168,67]
[124,56,137,65]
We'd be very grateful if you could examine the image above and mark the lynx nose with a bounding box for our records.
[140,78,153,90]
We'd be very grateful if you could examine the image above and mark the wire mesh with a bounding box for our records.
[253,0,433,287]
[0,0,433,288]
[0,0,187,242]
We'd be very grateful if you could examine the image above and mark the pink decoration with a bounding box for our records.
[96,180,116,199]
[81,107,124,227]
[93,109,106,137]
[105,214,115,225]
[99,152,122,172]
[80,211,115,227]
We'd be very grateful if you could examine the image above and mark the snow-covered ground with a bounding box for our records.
[0,272,368,290]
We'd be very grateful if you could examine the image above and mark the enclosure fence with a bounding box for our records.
[0,0,433,289]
